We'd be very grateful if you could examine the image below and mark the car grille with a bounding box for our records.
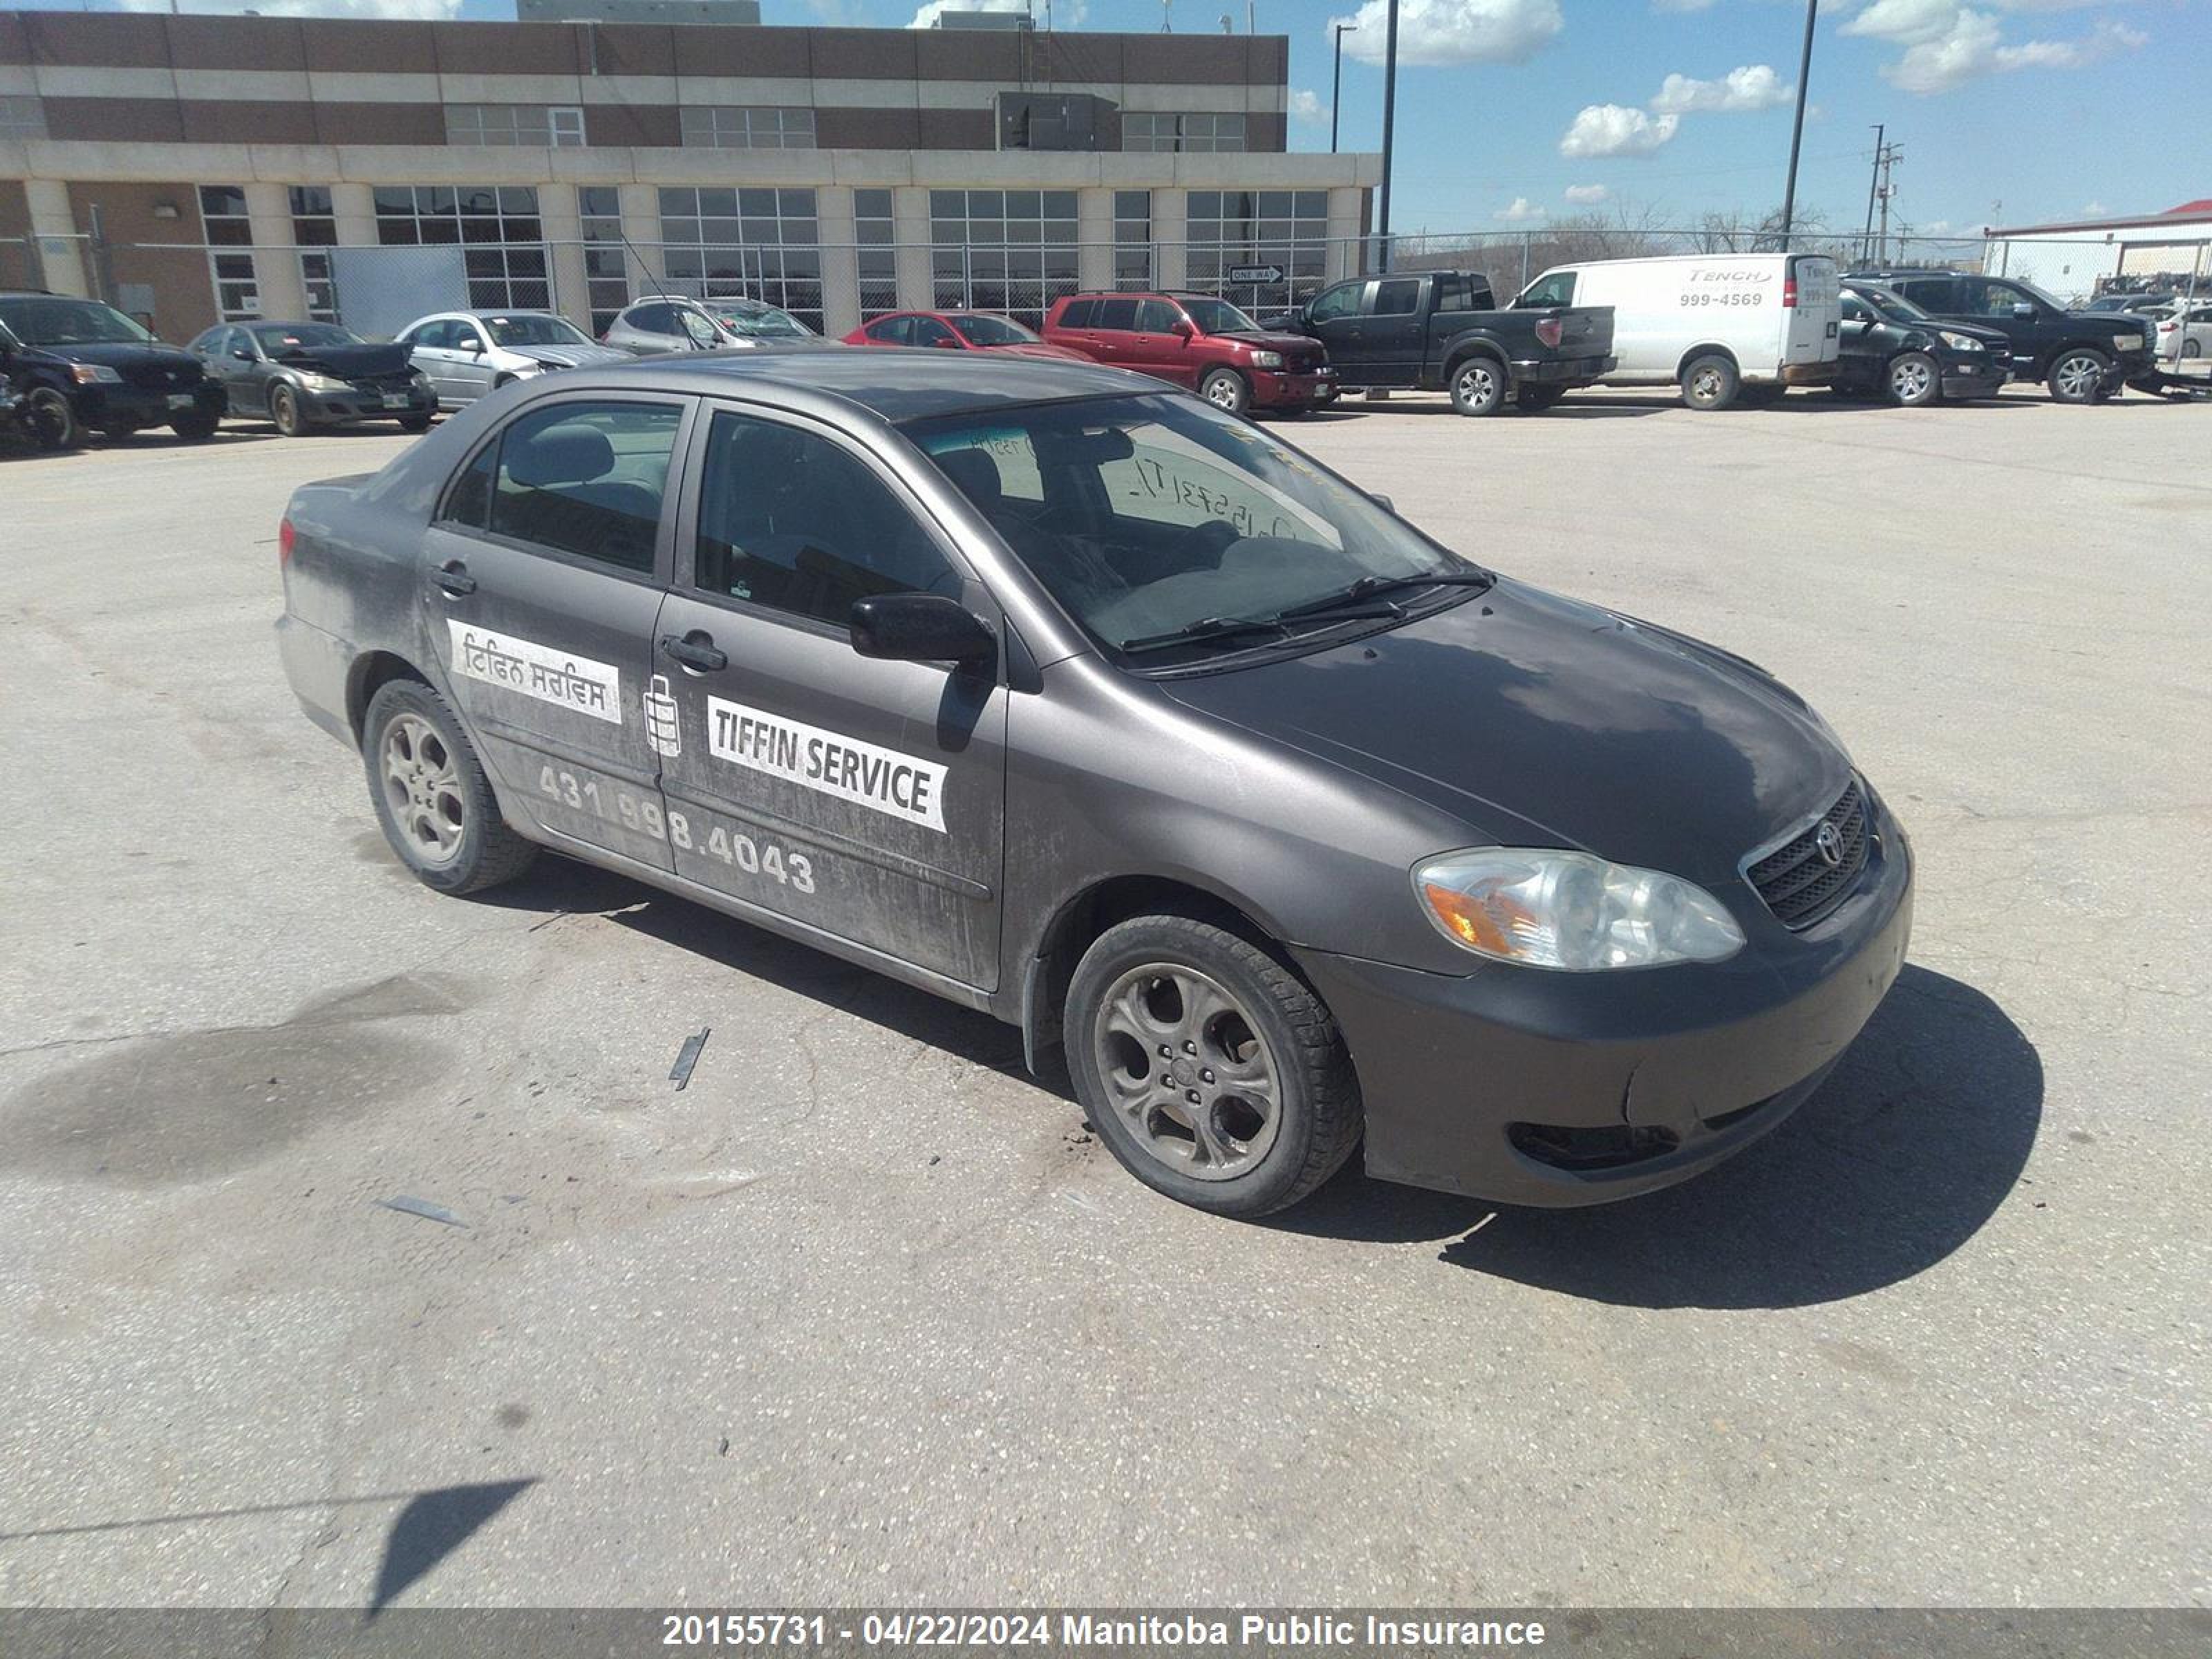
[121,361,197,391]
[1746,780,1871,930]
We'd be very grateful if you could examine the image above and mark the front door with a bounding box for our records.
[1127,297,1196,387]
[653,402,1009,988]
[422,393,693,870]
[1302,279,1371,375]
[447,320,499,402]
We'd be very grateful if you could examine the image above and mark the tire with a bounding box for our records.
[1680,352,1740,411]
[361,679,537,897]
[1886,350,1940,407]
[2047,347,2110,404]
[25,386,80,451]
[270,383,310,438]
[397,412,434,433]
[1515,384,1566,413]
[1199,368,1251,416]
[1066,911,1362,1218]
[2184,339,2202,360]
[1448,355,1506,416]
[169,409,221,441]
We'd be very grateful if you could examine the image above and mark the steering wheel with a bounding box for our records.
[1171,518,1244,566]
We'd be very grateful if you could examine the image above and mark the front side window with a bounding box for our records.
[912,317,959,349]
[681,309,721,346]
[695,411,957,626]
[1135,299,1183,334]
[462,400,684,573]
[1307,282,1362,324]
[1179,297,1257,335]
[910,393,1481,664]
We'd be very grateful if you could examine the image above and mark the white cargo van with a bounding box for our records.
[1512,253,1841,410]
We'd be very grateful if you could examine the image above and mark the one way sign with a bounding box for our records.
[1226,264,1285,285]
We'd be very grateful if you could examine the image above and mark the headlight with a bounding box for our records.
[294,371,348,392]
[1249,350,1284,370]
[68,363,122,384]
[2112,333,2141,352]
[411,371,432,389]
[1414,849,1746,971]
[1938,331,1983,353]
[510,359,545,376]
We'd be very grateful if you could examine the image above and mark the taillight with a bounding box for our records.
[279,516,296,565]
[1783,277,1799,309]
[1535,315,1564,348]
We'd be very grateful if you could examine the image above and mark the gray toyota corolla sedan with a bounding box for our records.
[275,350,1912,1217]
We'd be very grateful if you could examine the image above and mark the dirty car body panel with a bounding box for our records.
[277,349,1911,1208]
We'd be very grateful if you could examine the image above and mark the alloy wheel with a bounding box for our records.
[1092,963,1282,1181]
[380,713,466,867]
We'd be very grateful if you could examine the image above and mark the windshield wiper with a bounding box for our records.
[1120,599,1405,657]
[1273,568,1494,621]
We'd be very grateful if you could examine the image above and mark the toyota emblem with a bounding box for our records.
[1814,822,1844,868]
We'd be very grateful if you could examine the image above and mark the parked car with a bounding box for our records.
[0,364,79,450]
[1042,291,1334,415]
[1848,269,2157,402]
[2086,292,2173,315]
[1833,281,2009,406]
[396,310,630,409]
[276,350,1911,1219]
[2139,297,2211,361]
[0,291,225,443]
[1512,253,1841,411]
[845,309,1087,361]
[603,296,821,355]
[189,320,435,436]
[1277,269,1614,415]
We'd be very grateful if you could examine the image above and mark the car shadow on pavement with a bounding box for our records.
[1272,964,2043,1309]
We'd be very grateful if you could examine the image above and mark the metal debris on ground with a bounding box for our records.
[375,1195,468,1228]
[669,1027,711,1090]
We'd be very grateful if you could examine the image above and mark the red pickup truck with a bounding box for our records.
[1041,291,1335,415]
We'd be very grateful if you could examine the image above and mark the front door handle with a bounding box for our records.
[660,630,727,673]
[433,560,476,597]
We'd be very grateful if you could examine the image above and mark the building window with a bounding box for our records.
[0,95,44,140]
[855,188,897,321]
[928,189,1078,330]
[678,106,816,150]
[657,187,822,332]
[198,185,260,321]
[580,185,630,336]
[289,185,338,323]
[1114,189,1153,291]
[1123,111,1248,154]
[1185,189,1329,308]
[444,104,585,148]
[375,185,549,310]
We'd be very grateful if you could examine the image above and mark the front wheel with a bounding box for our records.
[1067,912,1362,1217]
[170,409,221,441]
[362,679,538,896]
[1199,368,1251,416]
[270,383,309,437]
[1680,353,1740,411]
[1886,350,1940,407]
[1450,357,1506,416]
[2047,348,2110,404]
[26,386,80,451]
[397,412,434,433]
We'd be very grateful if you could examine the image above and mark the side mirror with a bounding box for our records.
[2011,301,2036,319]
[1170,318,1197,339]
[850,592,995,668]
[932,335,962,349]
[230,345,254,360]
[461,337,485,354]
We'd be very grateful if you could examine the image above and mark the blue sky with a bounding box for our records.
[46,0,2212,234]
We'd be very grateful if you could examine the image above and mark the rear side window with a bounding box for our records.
[462,400,684,573]
[1893,277,1956,311]
[1374,279,1421,317]
[1057,299,1096,329]
[1094,298,1140,331]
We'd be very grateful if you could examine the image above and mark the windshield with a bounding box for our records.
[716,306,812,338]
[0,296,154,347]
[1180,297,1259,335]
[908,393,1484,666]
[253,323,359,353]
[2013,280,2068,311]
[950,313,1039,346]
[1853,285,1931,324]
[484,314,593,348]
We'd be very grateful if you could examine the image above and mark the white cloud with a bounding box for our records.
[1650,64,1794,113]
[908,0,1085,27]
[1494,196,1546,222]
[1653,0,1716,12]
[1563,182,1612,204]
[2083,200,2108,216]
[1841,2,2148,93]
[1288,88,1330,124]
[1327,0,1563,69]
[114,0,459,13]
[1558,104,1680,158]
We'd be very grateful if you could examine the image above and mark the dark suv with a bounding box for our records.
[0,292,227,444]
[1848,269,2155,403]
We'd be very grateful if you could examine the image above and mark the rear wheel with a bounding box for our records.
[1680,353,1740,411]
[169,409,220,441]
[362,679,537,896]
[1886,350,1940,407]
[2047,348,2110,404]
[2184,339,2202,359]
[1515,384,1566,413]
[26,386,80,451]
[1200,368,1251,415]
[1067,912,1362,1217]
[270,383,309,437]
[1449,356,1506,416]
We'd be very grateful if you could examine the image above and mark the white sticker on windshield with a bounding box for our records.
[448,621,622,724]
[708,699,947,834]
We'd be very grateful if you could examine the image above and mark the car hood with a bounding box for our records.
[506,342,634,369]
[1213,329,1324,357]
[27,340,202,375]
[274,341,412,379]
[1159,577,1850,888]
[2074,310,2154,341]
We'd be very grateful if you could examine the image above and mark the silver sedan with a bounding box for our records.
[395,310,632,409]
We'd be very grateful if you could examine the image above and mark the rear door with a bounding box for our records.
[650,402,1008,988]
[422,393,692,870]
[1785,255,1841,366]
[1085,297,1141,367]
[1364,276,1426,386]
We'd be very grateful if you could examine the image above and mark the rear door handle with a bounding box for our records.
[433,560,476,597]
[660,630,727,673]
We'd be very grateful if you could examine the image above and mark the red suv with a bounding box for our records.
[1042,291,1334,415]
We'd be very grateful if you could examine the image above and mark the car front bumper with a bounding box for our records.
[298,381,435,422]
[1250,366,1337,408]
[1940,359,2009,398]
[75,381,226,430]
[1511,354,1615,385]
[1292,807,1914,1208]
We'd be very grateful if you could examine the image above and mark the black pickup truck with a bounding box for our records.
[1276,270,1615,415]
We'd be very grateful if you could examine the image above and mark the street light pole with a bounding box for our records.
[1331,21,1356,154]
[1777,0,1817,250]
[1377,0,1398,270]
[1861,122,1883,265]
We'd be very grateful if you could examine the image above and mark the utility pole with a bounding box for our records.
[1331,21,1356,155]
[1776,0,1818,250]
[1377,0,1398,271]
[1861,123,1884,266]
[1873,142,1902,264]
